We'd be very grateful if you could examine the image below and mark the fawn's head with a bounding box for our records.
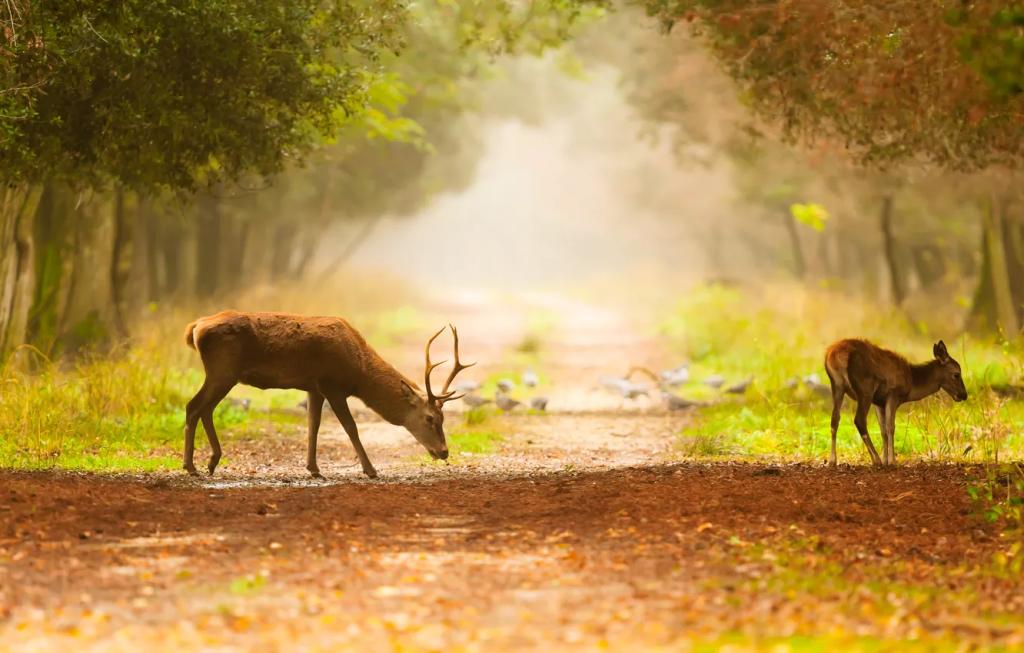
[402,324,475,460]
[933,340,968,402]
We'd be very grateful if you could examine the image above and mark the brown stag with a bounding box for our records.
[182,311,473,478]
[824,339,967,466]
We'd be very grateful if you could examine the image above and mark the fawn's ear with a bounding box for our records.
[933,340,949,362]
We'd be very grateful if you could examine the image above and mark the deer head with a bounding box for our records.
[933,340,968,402]
[402,324,475,460]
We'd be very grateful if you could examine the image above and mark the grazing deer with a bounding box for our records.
[182,311,473,478]
[824,339,967,467]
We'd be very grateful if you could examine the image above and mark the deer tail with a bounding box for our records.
[824,347,850,388]
[184,320,199,350]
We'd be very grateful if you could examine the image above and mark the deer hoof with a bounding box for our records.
[307,467,323,479]
[184,465,199,477]
[363,467,379,479]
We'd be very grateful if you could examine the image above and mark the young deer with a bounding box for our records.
[182,311,473,479]
[824,339,967,467]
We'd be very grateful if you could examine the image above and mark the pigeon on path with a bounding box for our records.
[462,394,492,408]
[495,393,522,412]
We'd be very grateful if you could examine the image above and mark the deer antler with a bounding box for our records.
[439,324,476,402]
[424,325,475,406]
[424,326,450,405]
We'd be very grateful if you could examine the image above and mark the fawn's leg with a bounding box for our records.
[325,392,377,479]
[306,391,325,478]
[829,382,845,467]
[874,405,888,465]
[885,398,899,465]
[853,396,883,466]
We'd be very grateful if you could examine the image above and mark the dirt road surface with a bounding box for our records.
[2,293,1021,651]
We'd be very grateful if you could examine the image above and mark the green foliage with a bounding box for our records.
[949,4,1024,98]
[0,0,404,191]
[789,202,829,232]
[641,0,1024,169]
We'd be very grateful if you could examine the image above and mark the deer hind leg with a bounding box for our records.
[183,383,210,475]
[305,391,325,478]
[198,381,235,475]
[853,397,883,466]
[828,380,845,467]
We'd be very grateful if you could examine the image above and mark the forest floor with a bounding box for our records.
[1,291,1023,651]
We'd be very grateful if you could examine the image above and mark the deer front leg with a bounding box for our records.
[884,398,899,466]
[306,391,325,478]
[325,393,378,479]
[854,398,883,466]
[874,405,888,465]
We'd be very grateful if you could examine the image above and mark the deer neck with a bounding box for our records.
[353,360,420,426]
[908,361,943,402]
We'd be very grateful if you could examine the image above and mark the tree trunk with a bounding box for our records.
[879,194,904,306]
[970,193,1024,336]
[131,196,160,304]
[910,244,947,289]
[0,183,44,361]
[984,191,1020,337]
[314,216,381,283]
[783,209,806,279]
[26,183,78,355]
[270,223,297,280]
[195,193,221,298]
[109,188,132,340]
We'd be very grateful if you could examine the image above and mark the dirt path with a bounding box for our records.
[1,292,1022,651]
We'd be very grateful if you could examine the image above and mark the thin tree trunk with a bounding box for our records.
[879,194,904,306]
[132,196,159,304]
[26,183,77,354]
[0,183,44,361]
[783,209,806,279]
[270,223,297,280]
[109,188,132,340]
[910,244,946,289]
[195,193,221,298]
[983,192,1021,337]
[314,216,381,283]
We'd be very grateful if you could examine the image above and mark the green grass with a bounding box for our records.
[448,428,503,455]
[662,283,1024,464]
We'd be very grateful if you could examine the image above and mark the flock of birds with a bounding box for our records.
[453,364,835,414]
[454,370,549,412]
[222,365,834,415]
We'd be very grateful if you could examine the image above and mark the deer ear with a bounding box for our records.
[399,381,420,404]
[933,340,949,361]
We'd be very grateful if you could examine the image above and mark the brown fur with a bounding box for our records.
[824,338,967,467]
[181,310,459,479]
